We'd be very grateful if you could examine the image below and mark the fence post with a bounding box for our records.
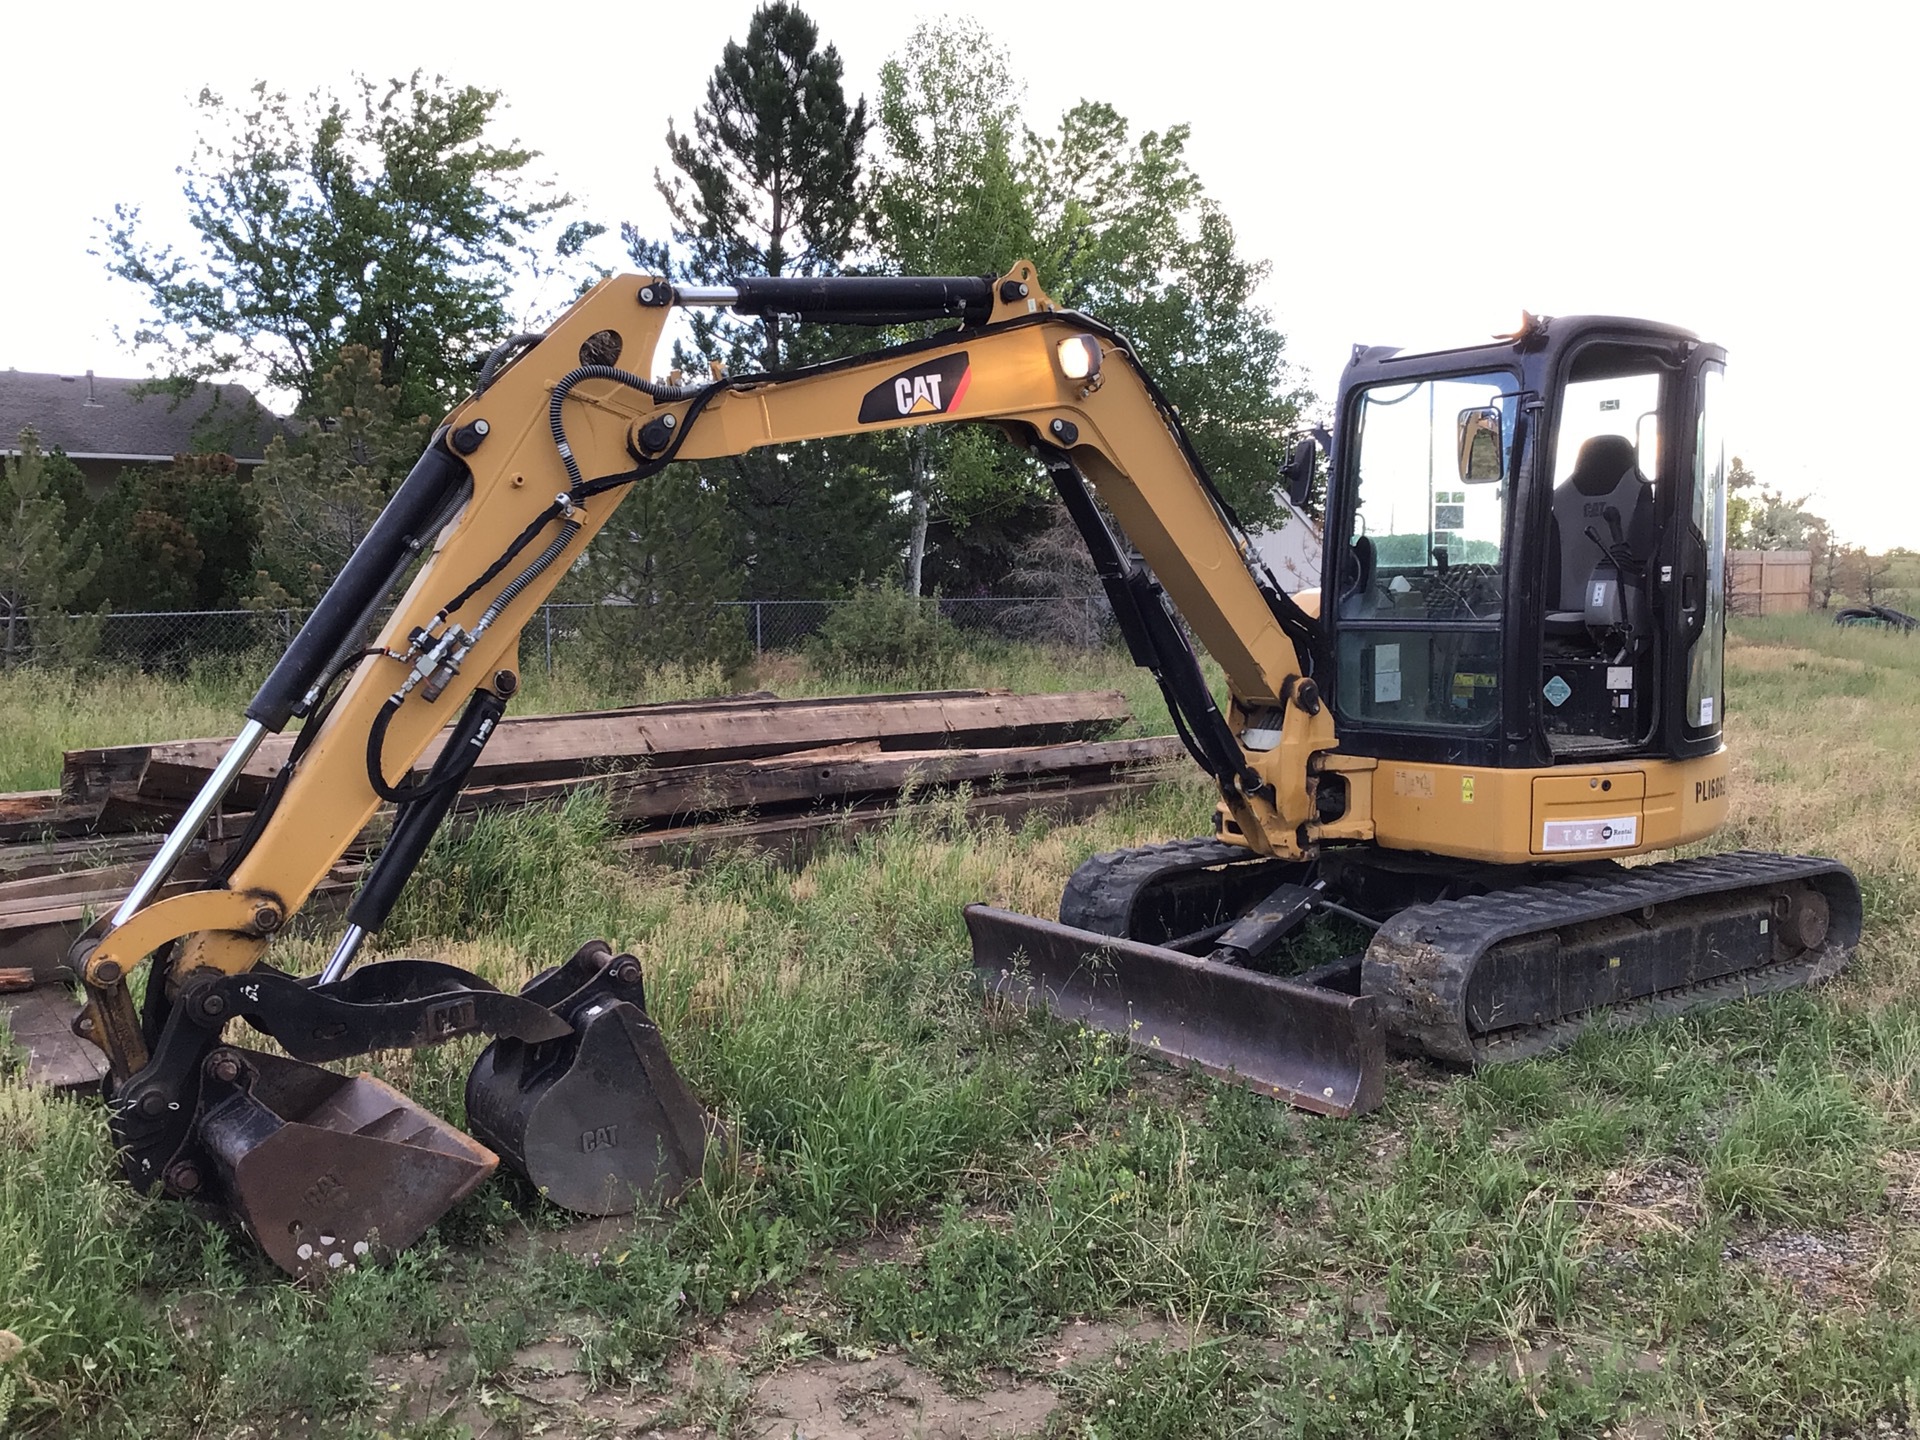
[543,605,554,677]
[754,601,764,655]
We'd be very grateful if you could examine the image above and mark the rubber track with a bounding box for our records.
[1058,836,1264,936]
[1363,849,1862,1065]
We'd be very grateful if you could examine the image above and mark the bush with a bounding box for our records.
[806,587,964,688]
[558,599,752,689]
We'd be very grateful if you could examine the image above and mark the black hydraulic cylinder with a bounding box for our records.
[729,275,994,326]
[246,434,469,731]
[1041,450,1252,790]
[346,688,507,935]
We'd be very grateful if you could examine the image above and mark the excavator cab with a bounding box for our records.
[1324,315,1727,773]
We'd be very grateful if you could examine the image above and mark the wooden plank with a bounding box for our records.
[56,690,989,808]
[0,986,107,1091]
[455,736,1183,826]
[0,855,206,907]
[101,689,1136,810]
[617,776,1162,870]
[0,832,171,883]
[0,789,111,844]
[0,877,205,983]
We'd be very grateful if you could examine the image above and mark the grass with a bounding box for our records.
[2,615,1919,1435]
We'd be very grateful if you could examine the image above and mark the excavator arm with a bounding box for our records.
[82,264,1340,1056]
[74,265,1375,1275]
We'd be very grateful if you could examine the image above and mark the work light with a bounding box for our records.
[1057,334,1102,382]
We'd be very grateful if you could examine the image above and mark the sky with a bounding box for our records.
[3,1,1913,545]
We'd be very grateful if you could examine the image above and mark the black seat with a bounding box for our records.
[1545,435,1656,638]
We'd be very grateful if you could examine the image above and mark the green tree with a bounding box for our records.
[867,29,1310,590]
[77,455,258,612]
[0,431,100,667]
[1846,547,1901,607]
[631,2,900,601]
[1027,101,1308,530]
[1736,488,1819,551]
[558,465,750,678]
[1725,455,1759,550]
[871,19,1039,593]
[1808,517,1854,609]
[247,347,435,605]
[102,73,595,419]
[646,0,869,371]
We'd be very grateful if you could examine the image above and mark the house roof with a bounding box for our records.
[0,370,292,465]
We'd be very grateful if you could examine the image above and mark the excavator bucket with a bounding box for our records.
[465,942,715,1214]
[966,905,1386,1117]
[197,1048,498,1278]
[166,945,711,1276]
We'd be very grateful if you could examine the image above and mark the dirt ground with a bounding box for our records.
[370,1309,1179,1439]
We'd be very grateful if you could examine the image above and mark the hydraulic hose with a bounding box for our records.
[369,514,580,805]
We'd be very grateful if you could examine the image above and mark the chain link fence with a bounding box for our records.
[1,596,1115,674]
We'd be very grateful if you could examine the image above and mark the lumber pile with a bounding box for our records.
[1,689,1181,1087]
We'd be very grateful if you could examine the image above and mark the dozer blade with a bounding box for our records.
[966,905,1386,1117]
[465,943,715,1215]
[196,1048,497,1278]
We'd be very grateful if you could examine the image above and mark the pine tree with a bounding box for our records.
[628,2,902,601]
[559,464,750,679]
[77,454,258,613]
[0,430,101,667]
[247,347,434,604]
[649,1,868,370]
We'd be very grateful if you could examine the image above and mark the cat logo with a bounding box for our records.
[857,352,971,424]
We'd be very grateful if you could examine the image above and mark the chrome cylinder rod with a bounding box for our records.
[320,924,368,986]
[110,718,270,928]
[671,285,741,306]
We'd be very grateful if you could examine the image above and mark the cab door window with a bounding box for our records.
[1336,370,1513,731]
[1686,367,1728,733]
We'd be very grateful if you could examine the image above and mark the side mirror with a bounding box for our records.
[1284,436,1318,506]
[1456,406,1505,483]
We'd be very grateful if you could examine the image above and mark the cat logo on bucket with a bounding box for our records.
[858,353,971,424]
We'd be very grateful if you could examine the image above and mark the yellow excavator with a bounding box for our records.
[72,265,1859,1276]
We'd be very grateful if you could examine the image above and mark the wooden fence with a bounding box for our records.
[1729,549,1811,616]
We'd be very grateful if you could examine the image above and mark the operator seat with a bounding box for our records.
[1545,434,1656,638]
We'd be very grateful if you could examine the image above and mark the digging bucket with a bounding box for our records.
[464,943,714,1215]
[966,905,1386,1117]
[196,1047,498,1278]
